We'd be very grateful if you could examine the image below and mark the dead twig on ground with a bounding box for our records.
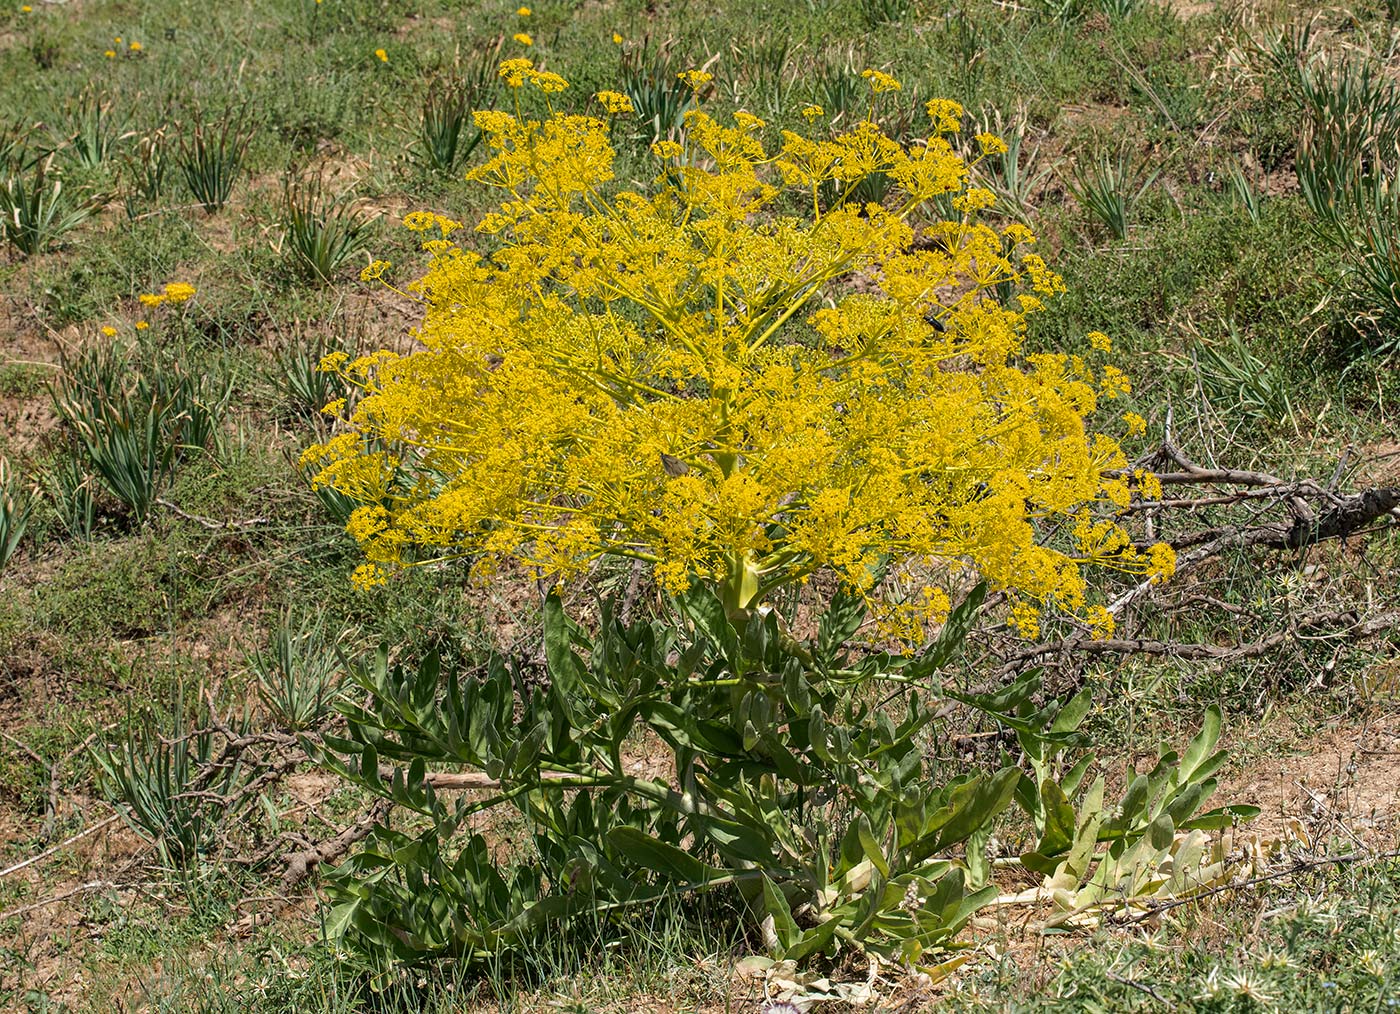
[1120,848,1400,925]
[0,814,121,881]
[280,798,392,891]
[983,438,1400,685]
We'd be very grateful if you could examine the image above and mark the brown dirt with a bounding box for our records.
[0,387,59,456]
[1220,717,1400,848]
[1357,442,1400,488]
[1160,0,1215,19]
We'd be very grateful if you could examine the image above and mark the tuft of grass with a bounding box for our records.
[91,685,251,871]
[1226,161,1264,228]
[41,454,97,543]
[54,88,128,170]
[620,41,698,146]
[972,106,1055,223]
[1066,150,1161,241]
[280,178,373,284]
[245,608,345,731]
[1192,321,1298,430]
[177,112,253,214]
[735,38,794,117]
[0,457,32,573]
[944,859,1400,1012]
[0,156,104,255]
[417,45,499,175]
[50,346,233,526]
[270,327,356,423]
[812,52,865,125]
[121,130,170,218]
[860,0,912,27]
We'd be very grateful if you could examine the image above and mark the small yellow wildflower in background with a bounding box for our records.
[801,104,824,121]
[139,282,197,307]
[1123,411,1147,437]
[20,5,32,12]
[129,41,142,52]
[612,32,623,44]
[516,5,531,14]
[104,49,116,58]
[113,36,122,43]
[374,47,388,62]
[135,321,149,330]
[100,326,117,337]
[861,68,901,93]
[513,31,533,45]
[309,64,1176,638]
[1087,330,1113,352]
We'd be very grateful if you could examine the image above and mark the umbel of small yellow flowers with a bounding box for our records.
[138,281,197,307]
[305,61,1174,642]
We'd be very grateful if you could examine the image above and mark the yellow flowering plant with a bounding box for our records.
[307,60,1171,637]
[310,65,1227,974]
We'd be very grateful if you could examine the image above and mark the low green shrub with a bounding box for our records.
[318,587,1247,969]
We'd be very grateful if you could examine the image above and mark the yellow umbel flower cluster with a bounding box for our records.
[304,63,1174,638]
[138,281,197,307]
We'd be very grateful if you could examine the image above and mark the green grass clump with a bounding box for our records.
[948,860,1400,1012]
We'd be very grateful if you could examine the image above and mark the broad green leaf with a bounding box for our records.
[542,592,584,696]
[761,874,800,954]
[1051,687,1094,735]
[1037,778,1077,856]
[1180,803,1261,830]
[607,826,725,885]
[857,816,890,877]
[642,701,746,756]
[1181,705,1221,778]
[322,899,359,940]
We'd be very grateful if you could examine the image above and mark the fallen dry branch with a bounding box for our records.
[0,814,121,881]
[1120,847,1400,925]
[988,438,1400,680]
[0,880,117,923]
[378,767,591,791]
[281,798,393,891]
[1132,438,1398,551]
[1002,608,1400,675]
